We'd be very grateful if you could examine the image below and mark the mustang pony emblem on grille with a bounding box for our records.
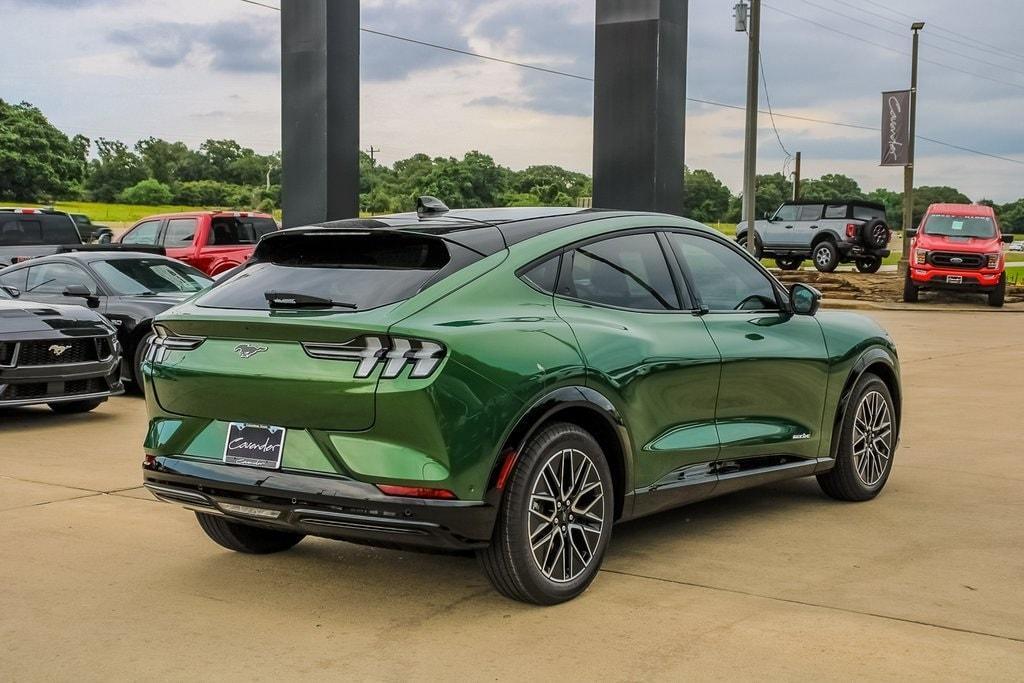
[234,344,268,359]
[48,344,73,356]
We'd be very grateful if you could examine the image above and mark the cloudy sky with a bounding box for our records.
[3,0,1023,200]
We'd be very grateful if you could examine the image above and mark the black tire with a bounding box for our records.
[811,241,839,273]
[132,333,153,394]
[817,373,896,502]
[478,422,615,605]
[195,512,304,554]
[48,399,103,414]
[860,219,891,249]
[775,257,803,271]
[988,274,1005,308]
[902,273,919,303]
[738,232,763,260]
[855,256,882,274]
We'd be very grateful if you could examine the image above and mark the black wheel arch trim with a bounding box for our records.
[829,347,901,461]
[487,384,635,520]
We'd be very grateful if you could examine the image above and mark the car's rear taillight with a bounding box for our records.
[985,253,1000,269]
[303,335,446,379]
[845,223,858,239]
[914,248,928,265]
[376,484,457,500]
[147,324,205,363]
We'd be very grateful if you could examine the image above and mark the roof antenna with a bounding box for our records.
[416,196,450,218]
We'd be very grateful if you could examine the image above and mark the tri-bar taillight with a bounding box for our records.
[303,335,446,379]
[147,324,205,363]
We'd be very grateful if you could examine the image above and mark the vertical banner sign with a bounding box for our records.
[880,89,912,166]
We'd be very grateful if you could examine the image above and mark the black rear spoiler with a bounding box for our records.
[56,244,167,256]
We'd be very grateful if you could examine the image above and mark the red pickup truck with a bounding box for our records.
[118,211,278,276]
[904,203,1014,307]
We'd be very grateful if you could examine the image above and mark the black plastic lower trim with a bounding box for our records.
[143,456,496,551]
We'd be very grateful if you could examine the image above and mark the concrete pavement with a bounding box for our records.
[1,310,1022,680]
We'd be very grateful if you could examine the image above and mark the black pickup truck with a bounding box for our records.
[0,208,84,267]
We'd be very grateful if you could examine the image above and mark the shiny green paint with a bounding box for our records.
[144,213,899,515]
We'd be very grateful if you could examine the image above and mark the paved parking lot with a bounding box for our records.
[2,310,1022,680]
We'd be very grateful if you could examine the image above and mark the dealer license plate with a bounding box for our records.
[946,275,963,284]
[223,423,286,469]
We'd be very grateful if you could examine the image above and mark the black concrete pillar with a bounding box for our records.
[281,0,360,227]
[593,0,688,215]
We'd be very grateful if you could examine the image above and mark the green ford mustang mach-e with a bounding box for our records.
[142,204,901,604]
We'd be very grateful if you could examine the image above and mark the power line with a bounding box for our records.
[230,0,1022,167]
[762,2,1024,93]
[792,0,1024,79]
[756,48,793,161]
[857,0,1024,62]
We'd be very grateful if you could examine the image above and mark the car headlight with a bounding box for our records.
[985,253,999,269]
[914,248,928,265]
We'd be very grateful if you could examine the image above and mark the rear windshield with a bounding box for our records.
[209,216,278,245]
[853,206,886,221]
[922,214,996,238]
[197,232,480,311]
[0,214,81,246]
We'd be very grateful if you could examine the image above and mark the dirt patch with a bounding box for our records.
[771,270,1024,305]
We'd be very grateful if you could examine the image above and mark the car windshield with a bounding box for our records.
[91,259,213,295]
[922,214,996,238]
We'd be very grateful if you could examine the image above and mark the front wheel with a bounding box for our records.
[775,257,803,271]
[195,512,305,554]
[132,333,154,394]
[812,241,839,273]
[988,274,1005,308]
[478,422,614,605]
[902,274,919,303]
[817,373,896,501]
[855,256,882,274]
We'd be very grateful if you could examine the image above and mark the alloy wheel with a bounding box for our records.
[852,390,892,486]
[528,448,605,583]
[814,246,831,268]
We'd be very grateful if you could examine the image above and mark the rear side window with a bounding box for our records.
[824,204,847,219]
[0,214,80,245]
[797,205,823,221]
[209,217,278,245]
[197,232,480,311]
[520,255,561,293]
[853,206,886,221]
[562,233,679,311]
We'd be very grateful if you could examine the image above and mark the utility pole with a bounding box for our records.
[792,151,801,200]
[739,0,760,256]
[367,146,380,163]
[899,21,924,274]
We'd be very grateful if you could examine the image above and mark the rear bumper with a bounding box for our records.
[143,456,497,551]
[909,267,1002,291]
[837,242,890,259]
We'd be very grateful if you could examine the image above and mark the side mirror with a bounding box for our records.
[763,211,773,221]
[97,231,113,245]
[1002,234,1014,244]
[790,283,822,316]
[1,285,19,298]
[63,284,100,309]
[905,229,917,238]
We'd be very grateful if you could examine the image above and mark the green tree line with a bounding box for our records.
[3,98,1022,232]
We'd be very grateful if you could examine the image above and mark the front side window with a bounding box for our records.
[163,218,197,248]
[563,233,679,311]
[921,214,996,239]
[25,263,98,295]
[123,220,161,245]
[669,233,778,312]
[91,258,212,295]
[773,205,799,221]
[797,204,824,221]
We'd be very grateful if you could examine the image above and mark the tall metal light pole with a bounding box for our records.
[740,0,761,256]
[899,21,924,273]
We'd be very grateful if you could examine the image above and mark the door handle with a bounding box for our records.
[785,225,794,229]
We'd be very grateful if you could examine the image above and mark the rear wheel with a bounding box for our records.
[737,233,763,260]
[817,373,895,501]
[855,256,882,273]
[988,274,1005,308]
[775,257,803,271]
[195,512,304,554]
[48,399,103,414]
[478,422,614,605]
[812,241,839,272]
[902,273,919,303]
